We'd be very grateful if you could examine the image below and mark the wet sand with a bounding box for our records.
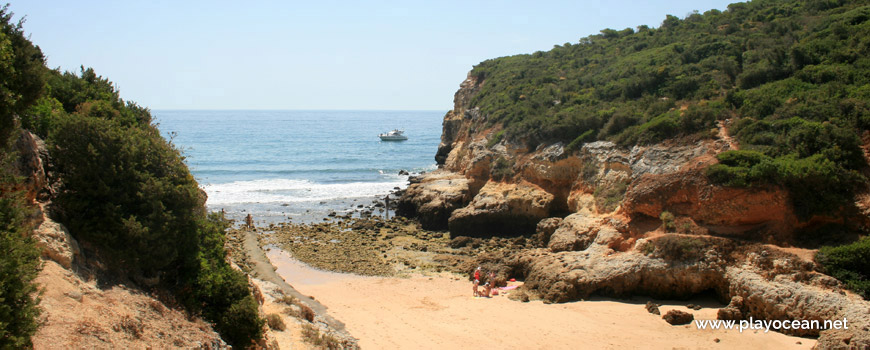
[266,248,815,350]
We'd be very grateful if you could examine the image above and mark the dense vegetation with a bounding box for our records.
[32,68,262,348]
[0,6,262,347]
[817,237,870,299]
[0,159,41,349]
[469,0,870,217]
[467,0,870,297]
[0,6,45,348]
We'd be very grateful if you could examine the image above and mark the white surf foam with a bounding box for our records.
[202,178,407,205]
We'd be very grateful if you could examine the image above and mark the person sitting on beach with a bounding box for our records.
[486,271,496,297]
[483,281,492,297]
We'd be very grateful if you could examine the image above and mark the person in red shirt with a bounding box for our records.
[473,267,482,297]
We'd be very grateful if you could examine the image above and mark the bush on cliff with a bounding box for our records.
[817,237,870,300]
[0,5,45,144]
[0,149,42,349]
[1,7,261,347]
[50,113,201,276]
[707,149,863,218]
[464,0,870,218]
[0,6,46,348]
[0,182,42,349]
[41,69,263,347]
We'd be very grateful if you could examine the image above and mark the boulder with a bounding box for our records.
[548,213,603,252]
[33,204,81,269]
[533,217,562,247]
[662,310,694,325]
[396,170,470,230]
[716,296,744,321]
[645,301,661,315]
[447,181,554,237]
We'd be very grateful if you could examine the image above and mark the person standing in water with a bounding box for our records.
[245,213,254,228]
[385,195,390,219]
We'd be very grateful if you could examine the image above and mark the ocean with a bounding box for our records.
[153,110,444,224]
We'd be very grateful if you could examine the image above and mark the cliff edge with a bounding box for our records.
[398,1,870,347]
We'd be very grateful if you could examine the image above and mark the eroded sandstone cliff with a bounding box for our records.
[400,73,859,239]
[398,73,870,348]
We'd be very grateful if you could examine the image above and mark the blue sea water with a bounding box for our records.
[153,110,444,223]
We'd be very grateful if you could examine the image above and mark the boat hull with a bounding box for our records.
[379,135,408,141]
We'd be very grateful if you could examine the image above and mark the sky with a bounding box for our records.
[10,0,737,111]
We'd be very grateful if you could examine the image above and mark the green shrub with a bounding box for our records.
[593,180,628,212]
[659,211,676,232]
[817,237,870,299]
[0,7,46,347]
[651,235,707,261]
[0,5,46,144]
[566,129,595,152]
[217,296,264,347]
[186,213,264,347]
[43,69,264,347]
[266,313,286,331]
[708,149,864,218]
[50,114,201,277]
[490,156,514,180]
[486,130,505,148]
[0,185,42,349]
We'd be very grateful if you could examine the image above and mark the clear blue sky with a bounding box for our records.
[10,0,737,110]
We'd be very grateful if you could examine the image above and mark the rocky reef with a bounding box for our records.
[397,73,870,348]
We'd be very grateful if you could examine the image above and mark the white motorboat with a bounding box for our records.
[379,129,408,141]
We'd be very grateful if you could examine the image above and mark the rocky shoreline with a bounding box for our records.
[375,70,870,348]
[226,202,865,348]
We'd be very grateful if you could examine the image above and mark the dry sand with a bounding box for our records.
[266,249,815,350]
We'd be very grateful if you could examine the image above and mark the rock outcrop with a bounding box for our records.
[645,301,661,315]
[447,181,553,237]
[500,221,870,346]
[398,68,869,241]
[32,203,81,269]
[662,310,694,325]
[398,69,870,348]
[396,170,471,230]
[12,130,49,202]
[533,217,562,247]
[548,213,604,252]
[622,168,797,242]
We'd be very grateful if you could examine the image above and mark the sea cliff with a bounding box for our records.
[397,1,870,346]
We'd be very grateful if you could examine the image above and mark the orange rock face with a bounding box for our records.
[401,70,866,244]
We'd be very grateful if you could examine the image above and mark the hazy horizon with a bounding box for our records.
[13,0,735,110]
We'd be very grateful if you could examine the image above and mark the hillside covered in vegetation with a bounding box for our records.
[471,0,870,218]
[396,0,870,307]
[0,6,262,348]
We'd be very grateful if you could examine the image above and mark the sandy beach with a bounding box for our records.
[266,248,815,350]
